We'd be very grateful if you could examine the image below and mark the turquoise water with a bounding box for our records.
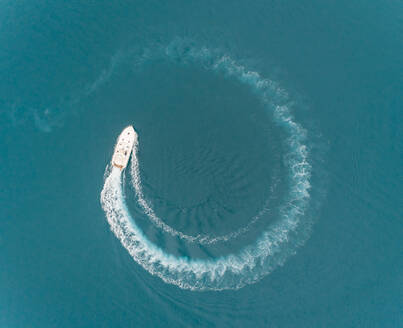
[1,1,401,327]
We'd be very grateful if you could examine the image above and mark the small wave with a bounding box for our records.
[129,137,273,245]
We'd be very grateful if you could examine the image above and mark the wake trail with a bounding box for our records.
[100,39,313,290]
[102,166,302,290]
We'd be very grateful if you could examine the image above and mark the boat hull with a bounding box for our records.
[112,126,137,170]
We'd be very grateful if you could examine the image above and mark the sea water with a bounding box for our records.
[1,1,401,327]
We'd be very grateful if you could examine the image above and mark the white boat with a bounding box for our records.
[112,126,137,170]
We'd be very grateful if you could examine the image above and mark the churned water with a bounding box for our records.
[1,1,401,327]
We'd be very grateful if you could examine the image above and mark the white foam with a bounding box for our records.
[100,40,312,290]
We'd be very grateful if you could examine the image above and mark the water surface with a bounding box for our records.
[1,1,401,327]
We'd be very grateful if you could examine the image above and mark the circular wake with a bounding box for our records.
[100,40,312,290]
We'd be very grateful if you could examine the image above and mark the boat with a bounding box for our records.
[112,126,137,170]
